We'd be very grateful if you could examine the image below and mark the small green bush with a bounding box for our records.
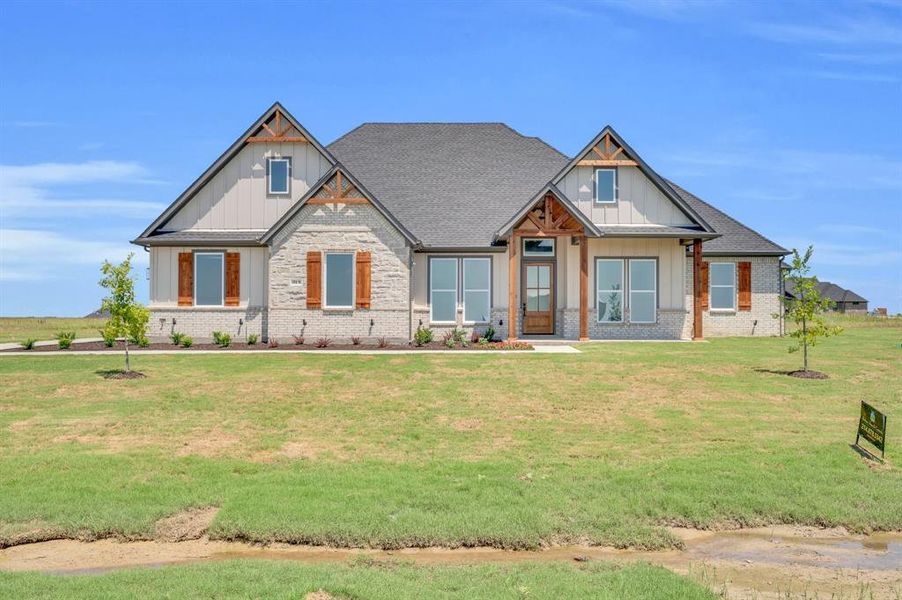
[215,332,231,348]
[57,331,76,350]
[451,327,466,344]
[483,324,496,342]
[99,324,117,347]
[180,336,193,348]
[169,332,185,346]
[129,334,150,348]
[444,337,455,349]
[22,338,37,350]
[413,326,434,347]
[247,333,259,345]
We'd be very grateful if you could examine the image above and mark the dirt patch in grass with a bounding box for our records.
[154,507,219,542]
[452,418,483,432]
[176,430,239,458]
[305,592,339,600]
[788,369,829,379]
[97,369,146,380]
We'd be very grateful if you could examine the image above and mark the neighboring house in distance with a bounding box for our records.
[134,103,789,342]
[784,280,869,313]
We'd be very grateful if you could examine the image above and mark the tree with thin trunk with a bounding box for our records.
[778,246,842,372]
[99,253,149,372]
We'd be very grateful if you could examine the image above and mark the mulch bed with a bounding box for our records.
[98,369,147,380]
[6,340,533,353]
[787,369,829,379]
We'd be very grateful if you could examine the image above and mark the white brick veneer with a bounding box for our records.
[148,306,265,342]
[266,203,411,343]
[683,255,782,338]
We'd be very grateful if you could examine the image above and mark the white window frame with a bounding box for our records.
[595,258,624,323]
[429,257,458,324]
[709,262,737,312]
[194,251,224,307]
[522,238,555,257]
[594,168,618,204]
[323,251,355,310]
[267,157,291,196]
[628,258,657,324]
[462,257,492,324]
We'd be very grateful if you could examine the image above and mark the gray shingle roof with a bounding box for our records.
[134,230,265,246]
[785,280,867,303]
[667,181,788,255]
[327,123,567,247]
[596,225,715,238]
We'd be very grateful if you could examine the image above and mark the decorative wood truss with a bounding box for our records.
[513,193,585,237]
[307,170,369,205]
[576,131,638,167]
[246,108,309,143]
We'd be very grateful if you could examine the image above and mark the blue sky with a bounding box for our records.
[1,0,900,316]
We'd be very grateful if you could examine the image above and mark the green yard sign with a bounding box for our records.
[856,401,887,460]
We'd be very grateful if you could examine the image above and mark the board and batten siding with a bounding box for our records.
[162,142,331,231]
[560,166,693,226]
[564,237,686,310]
[149,246,268,307]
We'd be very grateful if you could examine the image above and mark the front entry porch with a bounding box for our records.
[501,189,707,342]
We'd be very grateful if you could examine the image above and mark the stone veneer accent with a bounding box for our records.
[266,202,411,343]
[683,255,782,338]
[148,306,266,342]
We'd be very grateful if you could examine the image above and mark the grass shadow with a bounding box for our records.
[95,369,146,380]
[849,443,885,464]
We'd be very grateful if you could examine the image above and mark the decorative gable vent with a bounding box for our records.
[308,171,369,205]
[246,108,309,144]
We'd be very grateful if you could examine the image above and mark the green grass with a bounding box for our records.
[0,317,107,343]
[0,321,900,551]
[0,560,715,599]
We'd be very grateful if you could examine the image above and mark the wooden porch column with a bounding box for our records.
[579,234,589,341]
[508,234,518,341]
[692,238,703,340]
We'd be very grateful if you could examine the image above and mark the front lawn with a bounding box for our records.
[0,317,106,344]
[0,318,899,550]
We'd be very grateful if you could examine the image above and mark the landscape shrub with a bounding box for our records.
[215,332,231,348]
[351,336,361,346]
[169,332,185,346]
[180,336,193,348]
[267,338,279,348]
[247,333,259,345]
[315,337,332,348]
[100,324,117,347]
[129,334,150,348]
[483,324,496,342]
[470,331,481,344]
[451,327,466,344]
[413,326,434,347]
[22,338,37,350]
[377,336,388,348]
[56,331,75,350]
[293,335,305,345]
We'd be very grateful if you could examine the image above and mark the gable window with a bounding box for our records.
[709,262,736,311]
[523,238,555,257]
[324,252,354,308]
[596,259,624,323]
[463,258,491,323]
[194,252,224,306]
[629,259,656,323]
[267,157,291,195]
[594,168,618,204]
[430,257,458,323]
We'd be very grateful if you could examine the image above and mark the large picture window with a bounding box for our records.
[709,262,736,311]
[267,157,291,195]
[429,258,458,323]
[462,258,491,323]
[194,252,224,306]
[596,259,624,322]
[324,252,354,308]
[628,259,656,323]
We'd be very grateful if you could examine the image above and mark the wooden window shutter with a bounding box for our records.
[356,251,371,309]
[700,261,709,310]
[306,251,322,308]
[225,252,240,306]
[178,252,193,306]
[738,261,752,311]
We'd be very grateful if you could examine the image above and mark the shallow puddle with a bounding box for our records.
[1,527,900,598]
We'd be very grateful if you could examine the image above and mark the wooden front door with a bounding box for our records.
[522,262,554,334]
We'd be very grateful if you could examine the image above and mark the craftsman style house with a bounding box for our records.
[134,103,788,342]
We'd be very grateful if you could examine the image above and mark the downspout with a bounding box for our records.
[408,248,414,342]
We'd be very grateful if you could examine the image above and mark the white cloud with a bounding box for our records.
[0,229,147,282]
[0,160,149,186]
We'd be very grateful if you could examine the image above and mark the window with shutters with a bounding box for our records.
[324,252,355,309]
[194,252,224,306]
[709,262,736,311]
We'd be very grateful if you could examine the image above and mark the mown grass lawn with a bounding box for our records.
[0,317,106,344]
[0,317,900,552]
[0,560,715,599]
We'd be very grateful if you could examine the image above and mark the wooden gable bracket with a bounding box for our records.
[513,193,585,237]
[578,132,638,167]
[307,170,370,205]
[246,108,309,143]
